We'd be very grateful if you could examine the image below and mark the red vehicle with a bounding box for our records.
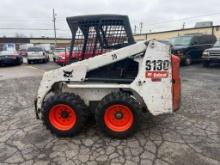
[55,47,98,66]
[55,47,72,66]
[55,51,70,66]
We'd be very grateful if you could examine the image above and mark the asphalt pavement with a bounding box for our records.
[0,62,219,165]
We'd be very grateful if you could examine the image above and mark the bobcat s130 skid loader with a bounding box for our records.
[34,14,181,138]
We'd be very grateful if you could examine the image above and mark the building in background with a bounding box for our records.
[134,25,220,41]
[0,37,71,51]
[1,24,220,50]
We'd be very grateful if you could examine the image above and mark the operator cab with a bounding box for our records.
[67,14,135,62]
[67,14,138,83]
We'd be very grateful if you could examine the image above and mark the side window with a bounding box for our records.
[199,36,205,44]
[210,36,216,44]
[205,36,211,44]
[199,36,204,45]
[202,36,212,45]
[198,36,208,45]
[192,37,199,45]
[207,36,212,44]
[202,35,215,45]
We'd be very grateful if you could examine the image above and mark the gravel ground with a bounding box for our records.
[0,63,219,165]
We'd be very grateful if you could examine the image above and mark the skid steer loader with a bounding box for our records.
[34,14,181,138]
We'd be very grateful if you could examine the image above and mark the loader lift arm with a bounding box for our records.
[35,41,147,117]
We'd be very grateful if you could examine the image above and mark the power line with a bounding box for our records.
[0,27,69,31]
[0,17,66,22]
[0,16,51,19]
[1,11,220,37]
[140,12,220,33]
[146,12,220,27]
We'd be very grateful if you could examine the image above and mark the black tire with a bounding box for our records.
[203,61,210,67]
[45,57,49,63]
[184,55,192,66]
[18,58,23,65]
[95,92,141,138]
[42,93,89,137]
[27,60,31,64]
[58,63,65,66]
[14,58,19,65]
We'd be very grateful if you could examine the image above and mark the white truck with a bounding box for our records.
[19,44,34,50]
[36,44,53,53]
[27,47,49,64]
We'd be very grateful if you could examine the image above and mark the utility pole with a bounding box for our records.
[140,22,143,34]
[182,22,185,29]
[53,8,57,47]
[134,25,137,34]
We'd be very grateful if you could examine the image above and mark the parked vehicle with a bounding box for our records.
[170,34,216,65]
[55,47,81,66]
[27,47,49,64]
[158,40,171,46]
[19,49,28,57]
[202,40,220,67]
[36,44,53,53]
[52,48,66,62]
[0,49,23,66]
[55,46,107,66]
[19,44,33,50]
[19,44,33,57]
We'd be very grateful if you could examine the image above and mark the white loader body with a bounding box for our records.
[36,40,173,117]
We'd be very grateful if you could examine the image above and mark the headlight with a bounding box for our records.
[203,51,209,56]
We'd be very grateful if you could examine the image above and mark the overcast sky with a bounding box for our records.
[1,0,220,37]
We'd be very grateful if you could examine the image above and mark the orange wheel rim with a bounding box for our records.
[104,104,133,132]
[49,104,76,131]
